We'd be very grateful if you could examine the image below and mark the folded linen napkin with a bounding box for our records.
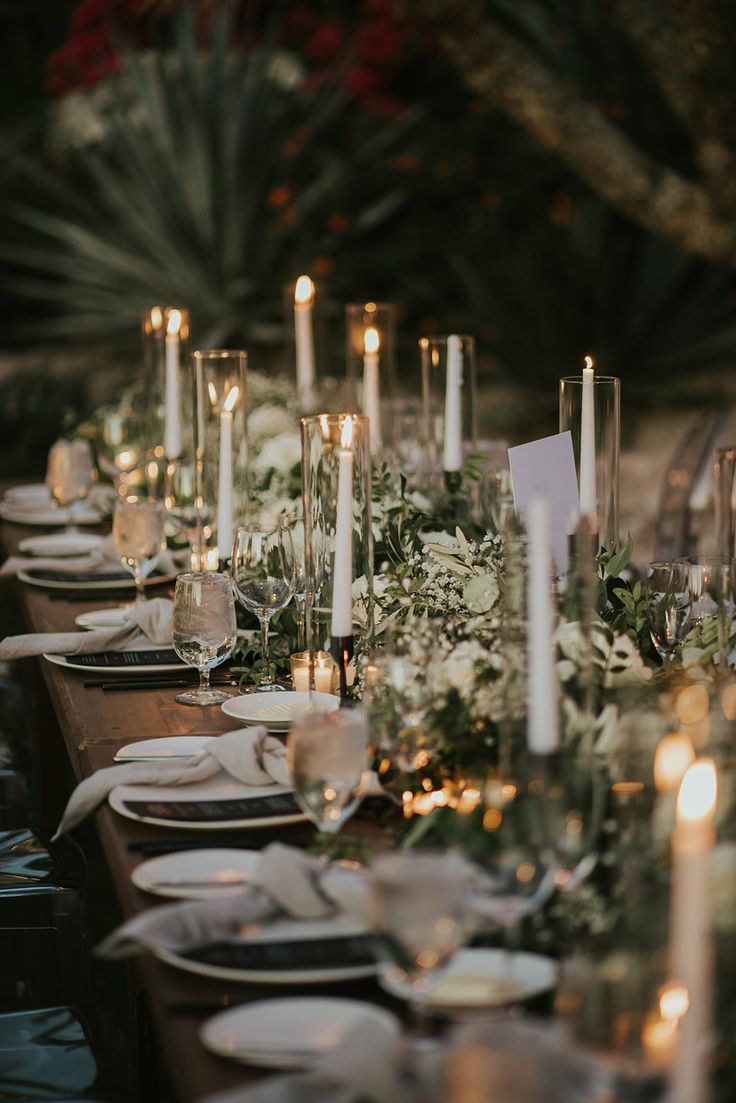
[54,726,289,839]
[96,841,368,960]
[200,1019,442,1103]
[0,597,173,661]
[1,533,186,579]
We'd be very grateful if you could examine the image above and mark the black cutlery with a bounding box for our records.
[128,838,259,854]
[93,677,236,691]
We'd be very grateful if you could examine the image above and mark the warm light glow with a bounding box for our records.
[150,306,163,330]
[341,415,354,450]
[364,326,380,355]
[675,683,710,725]
[659,981,689,1022]
[207,381,218,407]
[365,301,377,313]
[294,274,314,306]
[677,758,717,824]
[166,309,182,337]
[319,413,330,440]
[223,385,239,413]
[654,732,695,793]
[584,354,594,371]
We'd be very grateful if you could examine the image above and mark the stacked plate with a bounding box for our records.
[221,690,339,732]
[200,998,400,1069]
[132,848,260,899]
[19,532,105,557]
[0,484,100,527]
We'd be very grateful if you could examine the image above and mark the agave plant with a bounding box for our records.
[0,5,415,347]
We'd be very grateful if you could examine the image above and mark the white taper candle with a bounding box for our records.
[294,275,316,410]
[330,416,354,637]
[216,385,238,561]
[579,355,597,518]
[164,310,182,459]
[362,326,382,451]
[526,496,560,755]
[443,335,463,473]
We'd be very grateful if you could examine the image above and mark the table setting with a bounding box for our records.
[3,295,736,1103]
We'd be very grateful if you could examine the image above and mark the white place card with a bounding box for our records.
[508,431,579,573]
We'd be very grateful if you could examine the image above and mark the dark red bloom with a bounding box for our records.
[305,22,345,63]
[356,20,401,65]
[345,66,380,98]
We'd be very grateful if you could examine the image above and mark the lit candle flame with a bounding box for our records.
[294,275,314,306]
[167,309,182,337]
[207,381,218,407]
[584,354,594,371]
[223,385,239,413]
[659,981,689,1022]
[150,306,163,330]
[364,326,380,355]
[341,415,354,450]
[677,758,717,824]
[654,732,695,793]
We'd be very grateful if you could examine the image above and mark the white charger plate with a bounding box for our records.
[114,735,212,762]
[75,607,131,630]
[378,948,557,1012]
[221,690,339,732]
[132,848,260,900]
[200,997,399,1069]
[18,567,179,591]
[0,503,100,526]
[19,532,105,557]
[109,771,307,830]
[156,915,376,985]
[44,650,185,676]
[4,483,52,505]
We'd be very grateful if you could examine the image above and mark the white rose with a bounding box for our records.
[248,404,296,444]
[253,431,302,475]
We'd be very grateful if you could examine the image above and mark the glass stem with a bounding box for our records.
[295,596,306,651]
[261,615,271,683]
[199,667,210,692]
[134,565,146,602]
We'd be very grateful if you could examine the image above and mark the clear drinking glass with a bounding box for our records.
[646,561,692,662]
[287,709,370,832]
[97,406,142,496]
[231,519,296,692]
[164,460,213,556]
[172,572,237,706]
[45,438,96,530]
[112,497,166,603]
[369,851,474,1005]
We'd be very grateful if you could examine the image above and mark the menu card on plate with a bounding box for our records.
[508,432,579,574]
[123,793,302,821]
[186,935,376,970]
[64,649,184,667]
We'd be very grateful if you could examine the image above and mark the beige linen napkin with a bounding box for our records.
[54,727,289,839]
[1,533,186,579]
[0,597,173,661]
[96,841,368,960]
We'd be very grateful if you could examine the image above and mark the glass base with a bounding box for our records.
[243,681,285,694]
[175,688,231,706]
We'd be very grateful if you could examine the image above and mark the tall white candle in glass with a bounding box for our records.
[668,758,717,1103]
[164,309,182,459]
[330,416,354,638]
[579,354,597,519]
[363,326,382,451]
[443,334,463,473]
[526,496,560,755]
[216,385,239,561]
[294,275,316,409]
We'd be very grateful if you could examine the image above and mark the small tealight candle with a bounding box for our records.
[654,732,696,793]
[292,665,310,693]
[314,656,334,694]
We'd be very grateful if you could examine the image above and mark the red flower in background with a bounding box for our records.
[305,22,345,64]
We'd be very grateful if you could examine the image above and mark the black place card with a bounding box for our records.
[184,934,376,971]
[28,568,168,584]
[64,649,185,667]
[123,793,302,821]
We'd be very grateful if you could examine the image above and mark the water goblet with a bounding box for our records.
[97,406,141,496]
[676,555,734,667]
[45,438,96,531]
[113,496,166,603]
[164,460,214,558]
[231,519,296,692]
[287,709,370,833]
[646,561,692,663]
[172,572,237,706]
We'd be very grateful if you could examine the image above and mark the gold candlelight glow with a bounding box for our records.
[150,305,163,330]
[677,758,717,826]
[341,415,354,450]
[294,274,315,305]
[660,981,689,1022]
[654,732,696,793]
[223,385,239,413]
[166,308,182,337]
[364,326,380,355]
[584,354,594,370]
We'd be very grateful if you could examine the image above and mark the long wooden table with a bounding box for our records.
[2,519,395,1102]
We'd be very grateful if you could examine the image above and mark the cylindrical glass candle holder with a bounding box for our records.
[192,350,248,567]
[559,373,620,551]
[290,650,336,694]
[714,446,736,561]
[419,334,478,489]
[300,413,373,699]
[141,306,191,467]
[345,303,396,455]
[283,278,353,415]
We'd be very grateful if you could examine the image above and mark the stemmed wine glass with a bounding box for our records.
[172,572,237,706]
[231,518,296,692]
[112,497,166,603]
[45,439,96,531]
[287,709,370,833]
[164,460,213,556]
[97,406,141,496]
[646,561,692,663]
[676,555,734,668]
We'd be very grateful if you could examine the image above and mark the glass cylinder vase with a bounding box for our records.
[559,373,620,552]
[300,413,373,699]
[345,303,396,456]
[192,350,249,568]
[141,306,191,472]
[419,334,478,490]
[714,446,736,561]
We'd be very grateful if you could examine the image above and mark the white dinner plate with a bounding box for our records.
[221,690,339,732]
[19,532,105,557]
[44,648,185,676]
[75,607,131,630]
[156,915,377,985]
[18,567,179,591]
[114,734,212,762]
[378,948,557,1012]
[200,997,399,1069]
[109,771,307,830]
[5,484,52,506]
[0,503,100,526]
[132,848,260,899]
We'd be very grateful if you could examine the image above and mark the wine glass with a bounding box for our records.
[646,561,692,662]
[45,438,96,531]
[287,709,370,833]
[369,851,474,1011]
[96,406,142,496]
[172,572,237,706]
[677,555,734,666]
[164,460,213,555]
[231,519,296,692]
[112,497,166,603]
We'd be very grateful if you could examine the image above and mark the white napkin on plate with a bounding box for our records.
[96,841,368,960]
[0,533,186,579]
[0,597,173,661]
[54,726,289,839]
